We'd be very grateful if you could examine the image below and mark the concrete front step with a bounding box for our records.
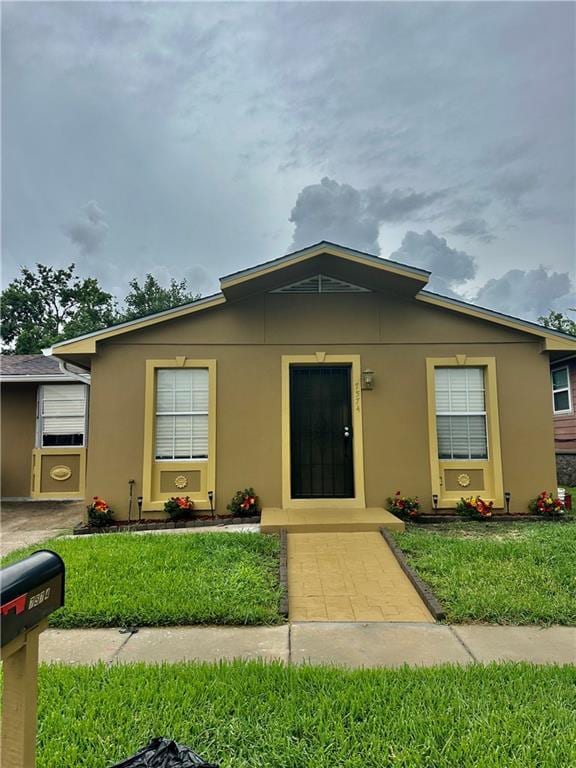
[260,507,404,533]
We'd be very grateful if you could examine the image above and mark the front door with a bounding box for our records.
[290,365,355,499]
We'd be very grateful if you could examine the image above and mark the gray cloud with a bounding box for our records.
[290,178,444,253]
[64,201,109,257]
[388,229,575,319]
[446,218,496,243]
[490,169,540,209]
[474,267,575,320]
[389,230,477,294]
[2,2,574,304]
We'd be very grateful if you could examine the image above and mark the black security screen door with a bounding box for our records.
[290,365,355,499]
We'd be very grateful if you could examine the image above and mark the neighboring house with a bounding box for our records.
[44,242,576,520]
[0,355,90,500]
[551,354,576,486]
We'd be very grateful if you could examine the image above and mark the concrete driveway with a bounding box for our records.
[1,501,83,556]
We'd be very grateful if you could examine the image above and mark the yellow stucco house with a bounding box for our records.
[4,242,576,519]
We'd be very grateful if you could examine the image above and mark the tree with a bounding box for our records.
[121,274,200,321]
[538,309,576,337]
[1,264,117,354]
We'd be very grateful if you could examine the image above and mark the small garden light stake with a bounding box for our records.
[208,490,214,519]
[128,479,135,523]
[505,491,511,514]
[432,494,439,512]
[137,496,143,523]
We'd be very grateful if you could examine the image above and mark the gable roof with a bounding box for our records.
[221,240,430,287]
[0,354,88,382]
[45,241,576,357]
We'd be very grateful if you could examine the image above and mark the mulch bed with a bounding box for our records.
[410,514,570,524]
[74,514,261,535]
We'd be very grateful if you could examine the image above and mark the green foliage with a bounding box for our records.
[538,309,576,336]
[394,521,576,624]
[227,487,261,516]
[3,533,282,627]
[0,263,116,353]
[455,496,494,518]
[36,662,576,767]
[121,274,200,321]
[1,264,204,353]
[385,490,420,518]
[163,495,195,520]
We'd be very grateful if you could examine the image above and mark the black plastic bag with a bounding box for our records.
[109,737,219,768]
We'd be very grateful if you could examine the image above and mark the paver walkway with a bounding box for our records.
[288,531,433,622]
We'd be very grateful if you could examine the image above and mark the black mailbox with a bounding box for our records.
[1,550,65,647]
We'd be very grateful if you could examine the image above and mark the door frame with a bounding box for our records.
[281,353,366,509]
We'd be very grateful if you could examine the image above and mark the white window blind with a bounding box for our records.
[40,384,87,446]
[552,367,571,414]
[435,367,488,460]
[155,368,209,460]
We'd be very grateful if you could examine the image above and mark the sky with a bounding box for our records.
[2,1,575,320]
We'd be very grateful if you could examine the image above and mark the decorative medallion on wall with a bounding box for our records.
[457,473,471,488]
[174,475,188,489]
[50,465,72,482]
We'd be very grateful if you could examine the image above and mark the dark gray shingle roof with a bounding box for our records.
[0,355,64,376]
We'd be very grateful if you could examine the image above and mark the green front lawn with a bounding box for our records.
[394,522,576,625]
[3,533,283,627]
[36,661,576,767]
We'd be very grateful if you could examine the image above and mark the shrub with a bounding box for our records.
[528,491,565,516]
[164,496,195,520]
[455,496,493,519]
[87,497,114,527]
[386,490,420,518]
[227,488,261,517]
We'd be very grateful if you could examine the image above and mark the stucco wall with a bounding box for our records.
[84,291,557,518]
[1,382,37,497]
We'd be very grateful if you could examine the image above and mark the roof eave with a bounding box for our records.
[46,293,226,356]
[417,291,576,350]
[0,374,75,383]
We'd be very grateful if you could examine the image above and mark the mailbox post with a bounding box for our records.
[1,550,65,768]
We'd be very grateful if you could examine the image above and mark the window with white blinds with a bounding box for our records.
[155,368,209,460]
[435,367,488,460]
[39,384,88,447]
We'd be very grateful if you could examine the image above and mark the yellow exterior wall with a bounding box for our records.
[82,291,557,519]
[1,383,38,498]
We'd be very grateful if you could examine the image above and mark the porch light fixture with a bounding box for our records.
[432,494,439,512]
[137,495,143,522]
[504,491,511,514]
[208,490,214,519]
[361,368,374,390]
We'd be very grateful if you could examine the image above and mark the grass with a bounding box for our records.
[34,661,576,767]
[2,533,283,627]
[394,521,576,625]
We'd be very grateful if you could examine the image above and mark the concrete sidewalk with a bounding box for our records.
[39,623,576,668]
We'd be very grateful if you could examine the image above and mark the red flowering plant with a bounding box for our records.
[164,496,195,520]
[386,491,420,519]
[87,496,114,527]
[227,487,261,517]
[456,496,494,519]
[528,491,565,516]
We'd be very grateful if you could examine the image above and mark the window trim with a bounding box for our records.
[36,383,89,449]
[426,356,504,509]
[143,358,216,512]
[551,365,572,415]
